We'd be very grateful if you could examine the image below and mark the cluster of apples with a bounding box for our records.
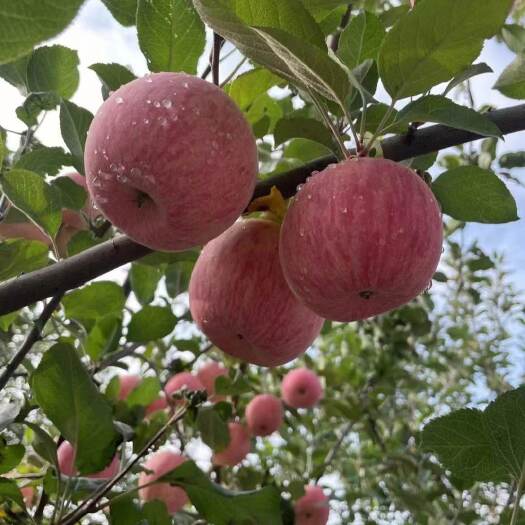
[52,365,328,522]
[84,72,443,368]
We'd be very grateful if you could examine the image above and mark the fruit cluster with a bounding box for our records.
[83,72,443,368]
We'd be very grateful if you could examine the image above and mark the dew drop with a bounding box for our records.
[94,149,98,156]
[130,167,142,177]
[145,76,153,83]
[116,173,128,183]
[132,120,137,126]
[226,132,232,140]
[144,118,150,125]
[162,98,172,109]
[109,163,118,172]
[184,82,189,88]
[296,184,304,192]
[172,115,179,122]
[193,107,201,116]
[311,170,319,176]
[299,229,305,238]
[97,196,109,204]
[105,134,110,141]
[153,100,161,108]
[146,99,152,105]
[341,207,348,214]
[211,140,218,150]
[307,194,312,200]
[115,96,124,105]
[158,116,168,127]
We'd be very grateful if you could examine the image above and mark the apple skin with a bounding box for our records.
[165,372,205,397]
[60,172,98,231]
[117,374,141,400]
[245,394,283,436]
[189,219,324,367]
[281,368,323,409]
[145,395,168,416]
[197,361,228,402]
[294,485,330,525]
[279,157,443,321]
[56,441,120,479]
[21,486,35,508]
[139,450,188,514]
[84,72,258,251]
[212,422,251,467]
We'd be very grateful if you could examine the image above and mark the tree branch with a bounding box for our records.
[0,293,63,391]
[0,104,524,316]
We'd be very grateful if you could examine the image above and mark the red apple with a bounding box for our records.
[84,72,258,251]
[145,395,168,416]
[279,157,443,321]
[212,422,251,467]
[164,371,205,407]
[116,373,141,400]
[189,219,324,367]
[20,486,35,508]
[197,361,228,402]
[281,368,323,409]
[56,441,120,479]
[294,485,330,525]
[139,450,188,514]
[245,394,283,436]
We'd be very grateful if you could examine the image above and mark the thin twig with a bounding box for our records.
[328,4,352,53]
[0,293,64,392]
[315,422,352,482]
[212,33,224,86]
[58,406,188,525]
[220,56,248,87]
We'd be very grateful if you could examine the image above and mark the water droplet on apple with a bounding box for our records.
[116,173,128,183]
[144,118,150,125]
[153,100,161,108]
[162,98,172,109]
[115,96,124,105]
[158,116,168,127]
[130,167,142,177]
[296,184,304,192]
[132,121,137,126]
[341,207,348,213]
[109,163,118,172]
[299,229,305,237]
[145,76,153,83]
[184,82,189,88]
[307,194,312,200]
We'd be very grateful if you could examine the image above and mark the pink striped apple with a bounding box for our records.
[139,450,188,514]
[282,368,323,409]
[84,72,258,251]
[116,373,141,400]
[197,361,228,402]
[245,394,283,436]
[57,441,120,479]
[189,219,324,367]
[279,158,443,321]
[212,422,251,467]
[294,485,330,525]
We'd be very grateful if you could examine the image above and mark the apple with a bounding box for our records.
[84,72,258,251]
[116,373,141,400]
[139,450,188,514]
[245,394,283,436]
[189,219,324,367]
[20,486,35,508]
[145,395,168,416]
[165,372,205,399]
[56,441,120,479]
[197,361,228,402]
[294,485,330,525]
[212,422,251,467]
[279,157,443,321]
[281,368,323,409]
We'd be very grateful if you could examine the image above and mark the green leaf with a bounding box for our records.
[16,92,60,127]
[127,305,176,343]
[501,24,525,54]
[51,175,87,211]
[130,263,162,305]
[422,408,507,482]
[395,96,502,138]
[254,27,350,105]
[85,315,123,361]
[110,494,143,525]
[59,100,94,174]
[196,406,230,452]
[432,166,519,224]
[274,116,335,151]
[1,169,62,237]
[0,312,18,332]
[338,11,385,69]
[494,55,525,100]
[26,45,79,99]
[0,443,25,474]
[62,282,125,321]
[300,0,348,18]
[0,477,24,508]
[215,375,251,396]
[127,377,161,407]
[137,0,205,74]
[378,0,513,99]
[379,5,409,28]
[192,0,346,103]
[89,62,136,97]
[14,146,73,177]
[142,501,172,525]
[25,422,58,469]
[0,55,30,93]
[32,343,120,475]
[0,239,49,282]
[161,460,283,525]
[165,260,194,297]
[0,0,85,64]
[0,133,4,168]
[225,68,283,110]
[356,103,404,135]
[500,151,525,169]
[443,63,492,95]
[101,0,138,26]
[484,387,525,480]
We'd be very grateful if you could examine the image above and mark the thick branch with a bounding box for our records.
[0,104,524,315]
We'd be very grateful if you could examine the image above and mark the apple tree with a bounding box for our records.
[0,0,525,524]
